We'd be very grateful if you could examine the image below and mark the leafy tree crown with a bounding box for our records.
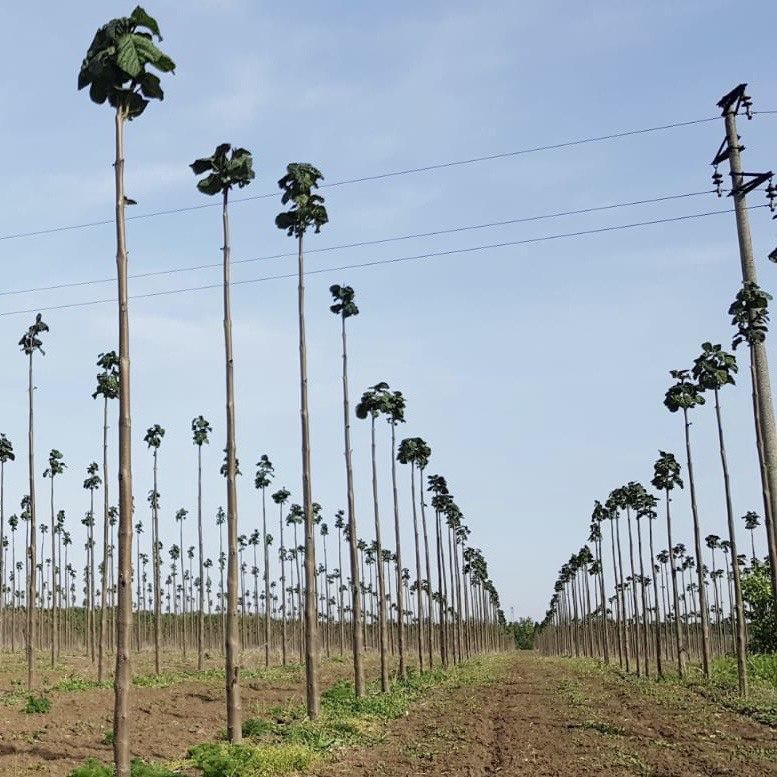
[144,424,165,449]
[190,143,254,196]
[93,350,120,400]
[329,284,359,318]
[255,454,274,490]
[191,415,212,447]
[78,6,175,120]
[275,163,328,238]
[43,449,66,479]
[19,314,49,356]
[692,342,737,391]
[0,434,15,465]
[663,369,705,413]
[651,450,683,492]
[729,281,772,349]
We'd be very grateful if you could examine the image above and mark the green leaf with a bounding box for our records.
[116,34,142,78]
[88,79,109,105]
[139,72,163,100]
[130,6,162,39]
[196,174,224,196]
[190,158,213,175]
[126,91,148,119]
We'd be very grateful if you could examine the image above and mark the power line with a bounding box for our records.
[0,190,714,298]
[0,115,739,244]
[0,204,760,318]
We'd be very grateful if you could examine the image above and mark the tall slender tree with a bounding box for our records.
[664,369,711,677]
[191,141,255,740]
[254,455,274,667]
[93,351,119,681]
[79,10,175,774]
[742,511,761,561]
[356,382,392,691]
[43,450,66,668]
[272,488,290,665]
[191,415,212,670]
[651,451,686,677]
[19,313,48,692]
[276,162,328,718]
[329,283,365,696]
[144,423,165,674]
[0,435,14,649]
[384,390,408,680]
[692,341,747,694]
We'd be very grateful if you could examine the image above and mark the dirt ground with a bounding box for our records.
[1,651,776,776]
[311,653,777,777]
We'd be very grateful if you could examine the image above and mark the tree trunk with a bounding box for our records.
[389,422,406,680]
[419,466,433,668]
[297,233,320,717]
[112,104,134,777]
[99,396,110,682]
[410,462,424,671]
[713,387,748,695]
[222,188,242,742]
[152,449,161,675]
[370,415,390,690]
[50,476,57,668]
[647,518,663,677]
[198,445,205,670]
[279,505,287,665]
[666,489,686,676]
[682,406,711,676]
[27,352,37,693]
[262,488,271,668]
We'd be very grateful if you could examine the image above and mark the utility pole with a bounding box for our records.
[713,83,777,603]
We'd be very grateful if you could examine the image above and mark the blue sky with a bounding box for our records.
[0,1,777,621]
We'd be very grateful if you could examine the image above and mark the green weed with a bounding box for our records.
[188,742,314,777]
[23,694,52,714]
[69,757,180,777]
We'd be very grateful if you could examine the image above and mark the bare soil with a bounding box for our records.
[1,651,776,776]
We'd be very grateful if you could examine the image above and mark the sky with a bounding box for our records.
[0,1,777,622]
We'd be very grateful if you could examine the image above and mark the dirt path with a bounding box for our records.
[311,652,777,776]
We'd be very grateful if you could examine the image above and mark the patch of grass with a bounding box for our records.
[23,694,52,714]
[69,757,180,777]
[54,677,113,692]
[102,729,114,746]
[188,742,314,777]
[189,656,506,776]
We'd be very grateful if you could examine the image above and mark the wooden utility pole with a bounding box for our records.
[714,84,777,601]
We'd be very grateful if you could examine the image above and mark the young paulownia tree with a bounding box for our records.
[191,142,255,742]
[276,163,328,718]
[43,449,66,668]
[19,313,48,692]
[329,283,365,696]
[78,8,175,774]
[192,415,212,670]
[93,351,119,682]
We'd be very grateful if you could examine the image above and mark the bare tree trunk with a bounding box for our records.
[339,316,364,695]
[389,422,406,680]
[370,415,390,691]
[112,104,134,777]
[279,505,287,665]
[665,489,686,676]
[419,466,433,668]
[197,445,205,670]
[26,352,36,692]
[296,232,320,718]
[410,462,424,671]
[50,475,56,668]
[682,406,711,676]
[222,188,242,742]
[647,517,663,677]
[152,449,161,675]
[262,487,271,668]
[713,387,748,695]
[99,396,109,681]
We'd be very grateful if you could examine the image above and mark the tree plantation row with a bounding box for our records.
[536,85,777,700]
[0,7,513,776]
